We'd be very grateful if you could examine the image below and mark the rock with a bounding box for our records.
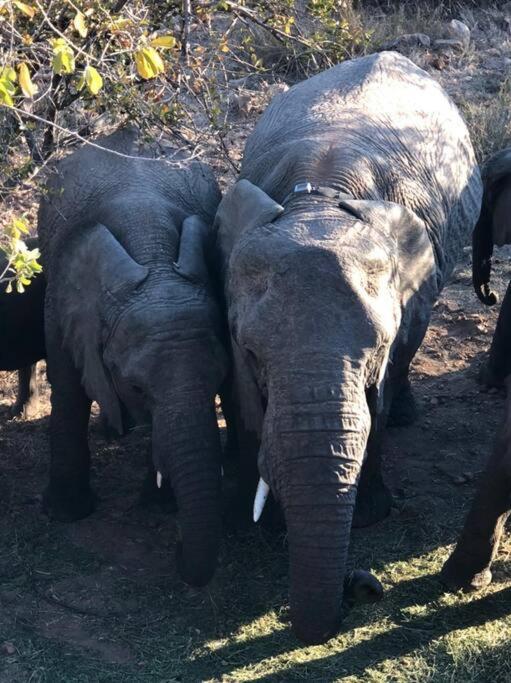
[446,19,471,47]
[433,39,465,53]
[384,33,431,51]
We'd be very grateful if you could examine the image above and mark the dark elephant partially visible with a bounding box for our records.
[0,237,46,417]
[38,127,229,587]
[471,147,511,385]
[215,52,482,644]
[442,148,511,590]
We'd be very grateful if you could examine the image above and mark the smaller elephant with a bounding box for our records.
[0,237,46,417]
[38,126,229,588]
[442,147,511,590]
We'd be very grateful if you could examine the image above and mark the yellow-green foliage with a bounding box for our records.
[0,216,42,292]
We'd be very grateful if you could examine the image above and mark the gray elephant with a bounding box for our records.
[215,52,482,643]
[0,237,45,417]
[38,127,228,587]
[441,148,511,590]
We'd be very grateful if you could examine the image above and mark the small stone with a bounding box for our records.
[1,642,15,656]
[446,19,471,47]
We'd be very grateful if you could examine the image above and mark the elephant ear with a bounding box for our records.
[56,223,149,434]
[338,199,437,306]
[214,179,284,267]
[173,214,211,284]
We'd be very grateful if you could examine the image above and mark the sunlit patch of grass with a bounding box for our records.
[189,542,511,682]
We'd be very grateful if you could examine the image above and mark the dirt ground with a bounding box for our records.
[3,4,511,682]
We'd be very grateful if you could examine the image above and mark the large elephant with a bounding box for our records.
[38,127,228,587]
[215,52,482,643]
[441,147,511,590]
[0,237,46,417]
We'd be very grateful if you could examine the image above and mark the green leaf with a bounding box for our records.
[0,66,17,84]
[73,11,87,38]
[134,46,165,79]
[0,82,14,106]
[18,62,38,97]
[11,217,30,236]
[83,65,103,95]
[51,39,75,75]
[150,35,177,49]
[13,1,36,18]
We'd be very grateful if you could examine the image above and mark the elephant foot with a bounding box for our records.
[440,551,493,592]
[478,360,505,391]
[353,481,393,528]
[139,472,178,513]
[43,482,95,522]
[343,569,384,608]
[387,381,418,427]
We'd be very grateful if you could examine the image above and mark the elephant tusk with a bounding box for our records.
[253,477,270,523]
[156,471,163,489]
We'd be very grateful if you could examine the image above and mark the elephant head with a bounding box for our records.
[472,148,511,306]
[58,215,228,587]
[216,180,436,643]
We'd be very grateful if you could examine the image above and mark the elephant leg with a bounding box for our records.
[9,364,39,418]
[480,280,511,389]
[352,431,392,528]
[387,366,417,427]
[139,448,177,512]
[441,400,511,590]
[353,387,392,528]
[43,344,94,521]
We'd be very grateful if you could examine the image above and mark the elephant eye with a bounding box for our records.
[132,384,144,395]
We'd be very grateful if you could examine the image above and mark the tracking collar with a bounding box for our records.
[282,181,353,206]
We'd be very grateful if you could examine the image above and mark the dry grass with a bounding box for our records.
[461,81,511,163]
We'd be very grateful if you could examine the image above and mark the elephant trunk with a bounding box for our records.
[271,373,371,644]
[153,403,221,587]
[472,198,497,306]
